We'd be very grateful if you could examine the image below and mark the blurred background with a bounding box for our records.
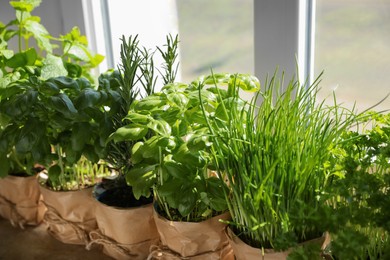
[1,0,389,112]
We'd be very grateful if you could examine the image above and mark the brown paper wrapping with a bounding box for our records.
[39,185,97,245]
[88,201,159,260]
[151,209,234,259]
[0,175,46,228]
[226,227,331,260]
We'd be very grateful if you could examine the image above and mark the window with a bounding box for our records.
[84,0,254,91]
[176,0,254,83]
[314,0,390,112]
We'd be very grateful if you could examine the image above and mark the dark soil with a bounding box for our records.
[9,172,31,177]
[97,185,153,208]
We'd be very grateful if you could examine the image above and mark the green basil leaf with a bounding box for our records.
[65,62,82,78]
[187,134,212,152]
[49,93,78,116]
[111,125,148,142]
[130,141,144,164]
[126,164,156,199]
[4,89,37,117]
[142,136,162,159]
[40,81,60,95]
[206,177,228,211]
[134,95,166,111]
[147,118,171,137]
[178,188,197,217]
[74,88,102,110]
[163,160,188,180]
[166,92,188,108]
[229,74,260,92]
[125,113,150,124]
[71,123,91,151]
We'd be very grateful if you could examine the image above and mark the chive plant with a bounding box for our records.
[203,71,360,252]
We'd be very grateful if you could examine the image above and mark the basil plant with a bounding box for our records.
[110,73,259,222]
[0,0,103,178]
[0,70,121,188]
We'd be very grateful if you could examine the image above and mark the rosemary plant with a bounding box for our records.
[104,34,179,173]
[203,71,360,252]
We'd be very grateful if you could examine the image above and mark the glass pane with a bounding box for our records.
[314,0,390,113]
[176,0,254,84]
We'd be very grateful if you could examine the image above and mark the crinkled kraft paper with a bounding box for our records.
[153,209,234,259]
[39,185,97,245]
[91,201,159,260]
[0,175,46,228]
[226,227,330,260]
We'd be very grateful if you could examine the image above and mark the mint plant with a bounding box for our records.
[0,0,103,88]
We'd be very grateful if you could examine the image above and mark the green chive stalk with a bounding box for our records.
[204,71,360,251]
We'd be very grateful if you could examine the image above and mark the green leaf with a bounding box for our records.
[66,43,90,62]
[71,123,91,151]
[156,136,176,151]
[39,81,60,95]
[173,143,206,169]
[0,49,14,59]
[74,88,102,110]
[157,180,182,196]
[147,118,171,137]
[163,160,188,180]
[49,93,78,116]
[65,62,82,78]
[206,177,228,211]
[187,134,212,152]
[41,54,67,79]
[130,141,144,164]
[5,48,37,68]
[24,19,52,52]
[202,73,231,85]
[111,125,148,142]
[229,74,260,92]
[125,113,150,124]
[126,164,156,199]
[10,1,34,12]
[178,188,197,217]
[142,136,162,159]
[0,154,10,177]
[134,95,166,111]
[4,89,38,117]
[46,76,79,90]
[166,92,188,108]
[214,97,246,121]
[48,164,62,186]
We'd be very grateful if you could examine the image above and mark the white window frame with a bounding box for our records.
[254,0,315,84]
[24,0,314,85]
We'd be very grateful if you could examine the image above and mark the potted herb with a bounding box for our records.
[325,111,390,259]
[203,71,360,259]
[87,35,181,260]
[111,71,259,258]
[0,71,116,245]
[0,0,101,229]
